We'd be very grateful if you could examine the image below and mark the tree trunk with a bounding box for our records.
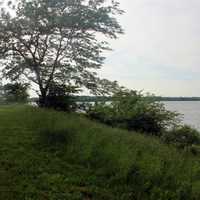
[39,87,48,107]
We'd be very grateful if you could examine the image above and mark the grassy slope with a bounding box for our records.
[0,106,200,200]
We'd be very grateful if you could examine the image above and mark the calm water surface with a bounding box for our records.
[164,101,200,130]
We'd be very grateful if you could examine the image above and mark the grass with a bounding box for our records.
[0,105,200,199]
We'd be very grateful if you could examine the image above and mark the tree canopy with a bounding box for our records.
[0,0,123,105]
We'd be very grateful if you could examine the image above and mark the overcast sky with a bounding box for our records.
[99,0,200,97]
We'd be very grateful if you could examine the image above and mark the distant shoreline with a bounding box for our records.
[156,97,200,101]
[29,96,200,103]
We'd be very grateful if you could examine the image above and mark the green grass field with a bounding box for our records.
[0,105,200,199]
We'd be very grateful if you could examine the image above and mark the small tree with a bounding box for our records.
[3,82,29,103]
[162,125,200,149]
[0,0,123,106]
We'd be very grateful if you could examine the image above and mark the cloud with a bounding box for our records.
[100,0,200,96]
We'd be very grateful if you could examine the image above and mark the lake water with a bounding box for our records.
[164,101,200,130]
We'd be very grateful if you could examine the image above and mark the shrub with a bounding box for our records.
[38,83,79,111]
[3,82,29,103]
[188,145,200,155]
[87,90,180,136]
[162,125,200,149]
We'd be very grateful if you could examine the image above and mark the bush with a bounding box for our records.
[3,82,29,103]
[42,95,77,112]
[38,83,79,112]
[87,90,180,136]
[162,125,200,149]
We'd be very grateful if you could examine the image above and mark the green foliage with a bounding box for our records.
[3,82,29,103]
[38,82,80,111]
[87,90,180,136]
[0,0,123,104]
[0,105,200,199]
[162,125,200,149]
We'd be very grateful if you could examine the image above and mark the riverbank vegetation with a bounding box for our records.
[86,89,200,151]
[87,90,180,135]
[1,105,200,199]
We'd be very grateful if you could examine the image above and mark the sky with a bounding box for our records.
[99,0,200,97]
[1,0,200,97]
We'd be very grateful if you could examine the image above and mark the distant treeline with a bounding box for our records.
[29,96,200,103]
[156,97,200,101]
[71,96,200,102]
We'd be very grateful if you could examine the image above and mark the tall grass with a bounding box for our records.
[0,105,200,199]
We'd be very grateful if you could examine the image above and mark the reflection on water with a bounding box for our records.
[164,101,200,131]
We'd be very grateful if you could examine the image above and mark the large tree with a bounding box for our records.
[0,0,123,106]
